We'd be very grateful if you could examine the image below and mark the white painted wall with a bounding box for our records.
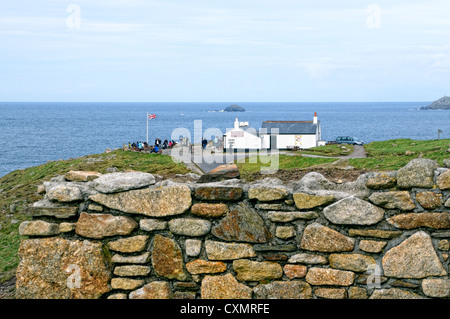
[223,129,261,150]
[276,134,317,149]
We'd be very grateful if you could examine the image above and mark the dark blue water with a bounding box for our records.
[1,102,449,177]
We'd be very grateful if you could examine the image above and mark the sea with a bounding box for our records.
[1,101,449,177]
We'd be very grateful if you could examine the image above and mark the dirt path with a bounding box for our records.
[343,145,367,159]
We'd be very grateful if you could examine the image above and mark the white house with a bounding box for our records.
[260,112,323,150]
[223,118,261,151]
[223,113,323,151]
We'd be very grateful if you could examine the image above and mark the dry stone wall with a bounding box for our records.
[15,158,450,299]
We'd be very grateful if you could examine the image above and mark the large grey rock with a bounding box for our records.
[300,222,355,252]
[292,172,370,200]
[91,172,156,193]
[368,191,415,211]
[201,274,252,299]
[422,278,450,298]
[443,158,450,168]
[46,184,83,202]
[205,240,256,260]
[16,237,111,299]
[19,220,60,237]
[89,185,192,217]
[323,196,385,225]
[75,212,137,239]
[396,158,438,189]
[168,218,211,236]
[382,231,446,278]
[247,178,290,202]
[254,281,312,299]
[369,288,425,299]
[151,234,188,281]
[211,202,271,243]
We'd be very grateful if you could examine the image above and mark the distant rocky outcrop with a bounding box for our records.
[420,96,450,110]
[223,104,245,112]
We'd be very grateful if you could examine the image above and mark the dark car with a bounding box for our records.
[336,136,364,145]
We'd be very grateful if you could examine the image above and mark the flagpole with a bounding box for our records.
[146,112,149,144]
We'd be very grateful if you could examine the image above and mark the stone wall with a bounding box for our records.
[15,158,450,299]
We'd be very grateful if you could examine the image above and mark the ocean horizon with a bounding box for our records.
[1,101,449,177]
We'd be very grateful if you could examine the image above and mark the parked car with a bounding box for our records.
[335,136,364,145]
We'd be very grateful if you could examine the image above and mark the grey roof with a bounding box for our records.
[261,121,318,134]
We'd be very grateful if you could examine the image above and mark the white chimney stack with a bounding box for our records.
[234,117,239,129]
[313,112,318,124]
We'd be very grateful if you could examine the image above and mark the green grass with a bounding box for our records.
[0,150,189,283]
[236,154,337,177]
[299,144,354,157]
[237,138,450,179]
[364,138,450,163]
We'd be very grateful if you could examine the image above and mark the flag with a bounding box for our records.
[148,114,156,120]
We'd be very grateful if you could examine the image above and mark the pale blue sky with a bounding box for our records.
[1,0,450,102]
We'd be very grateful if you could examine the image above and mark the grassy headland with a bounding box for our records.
[237,138,450,180]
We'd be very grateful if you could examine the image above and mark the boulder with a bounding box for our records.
[248,179,289,202]
[191,203,229,218]
[107,235,149,253]
[328,254,376,272]
[211,202,271,243]
[233,259,283,281]
[194,185,243,201]
[151,234,188,281]
[396,158,438,189]
[437,169,450,190]
[305,267,355,286]
[186,259,227,274]
[47,184,83,202]
[129,281,172,299]
[168,218,211,237]
[196,164,240,183]
[415,191,443,209]
[16,237,111,299]
[26,206,78,219]
[65,170,101,182]
[19,220,60,237]
[205,240,256,260]
[368,191,416,211]
[201,274,252,299]
[91,171,156,193]
[300,222,355,252]
[253,281,312,299]
[387,212,450,229]
[292,172,370,200]
[369,288,425,299]
[293,193,334,209]
[382,231,446,278]
[323,196,384,225]
[365,172,397,189]
[89,185,192,217]
[75,212,137,239]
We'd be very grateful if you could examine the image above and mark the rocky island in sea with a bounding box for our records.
[223,104,246,112]
[420,96,450,110]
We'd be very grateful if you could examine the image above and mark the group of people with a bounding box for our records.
[128,138,177,154]
[127,136,224,153]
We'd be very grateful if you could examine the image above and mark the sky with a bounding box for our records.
[1,0,450,102]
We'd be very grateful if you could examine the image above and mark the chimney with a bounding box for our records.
[313,112,318,124]
[234,117,239,129]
